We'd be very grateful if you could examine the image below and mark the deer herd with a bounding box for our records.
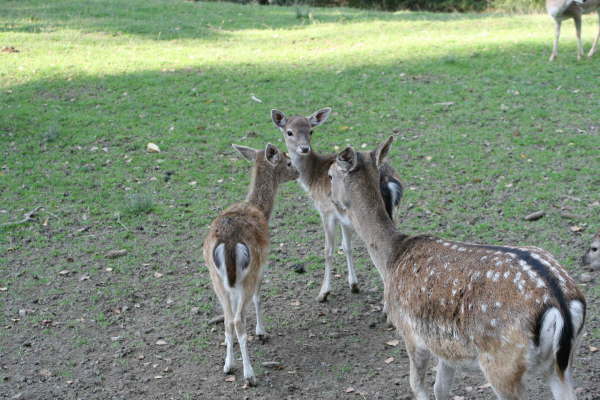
[203,108,596,399]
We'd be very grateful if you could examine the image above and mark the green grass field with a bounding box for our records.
[1,0,599,397]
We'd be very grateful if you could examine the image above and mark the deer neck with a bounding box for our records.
[291,151,333,192]
[245,164,278,220]
[349,193,404,274]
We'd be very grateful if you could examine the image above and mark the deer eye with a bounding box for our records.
[286,130,293,137]
[287,161,292,167]
[592,247,598,252]
[328,174,332,180]
[309,130,313,135]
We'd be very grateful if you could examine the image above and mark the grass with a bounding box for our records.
[0,0,599,396]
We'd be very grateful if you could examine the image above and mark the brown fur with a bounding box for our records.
[581,230,600,269]
[272,108,403,302]
[202,144,297,386]
[329,138,586,399]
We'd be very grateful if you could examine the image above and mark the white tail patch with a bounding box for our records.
[235,243,251,284]
[539,307,564,360]
[387,181,402,206]
[213,243,227,282]
[569,300,585,334]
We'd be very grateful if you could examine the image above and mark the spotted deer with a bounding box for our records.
[328,137,586,400]
[547,0,600,60]
[203,143,298,386]
[582,231,600,269]
[271,108,403,302]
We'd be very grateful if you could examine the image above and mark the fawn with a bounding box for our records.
[547,0,600,60]
[203,143,298,386]
[582,231,600,269]
[271,108,403,302]
[328,136,586,400]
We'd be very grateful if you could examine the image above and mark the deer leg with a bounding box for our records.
[340,223,359,293]
[253,281,267,341]
[548,367,576,400]
[588,11,600,57]
[220,293,236,374]
[479,355,526,400]
[434,359,456,400]
[317,214,336,302]
[574,14,583,60]
[550,18,561,61]
[404,334,431,400]
[233,293,256,386]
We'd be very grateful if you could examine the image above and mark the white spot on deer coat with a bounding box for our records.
[481,304,488,312]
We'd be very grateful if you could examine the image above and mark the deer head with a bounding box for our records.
[271,108,331,156]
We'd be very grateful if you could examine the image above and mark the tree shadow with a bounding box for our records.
[2,0,520,42]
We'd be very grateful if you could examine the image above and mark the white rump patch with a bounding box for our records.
[539,307,564,360]
[236,243,250,270]
[213,243,228,282]
[570,300,585,334]
[388,181,402,206]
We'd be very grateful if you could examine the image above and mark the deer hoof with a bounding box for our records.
[317,291,329,303]
[350,283,360,294]
[244,375,257,387]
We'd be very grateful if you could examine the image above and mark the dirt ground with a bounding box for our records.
[2,208,599,400]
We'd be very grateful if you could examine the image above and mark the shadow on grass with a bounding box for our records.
[0,39,597,224]
[1,0,525,41]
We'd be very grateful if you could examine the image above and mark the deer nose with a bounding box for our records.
[298,145,311,154]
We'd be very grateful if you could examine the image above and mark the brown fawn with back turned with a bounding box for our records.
[271,108,403,303]
[328,137,586,400]
[203,143,298,386]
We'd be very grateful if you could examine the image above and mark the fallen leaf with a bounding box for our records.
[225,376,235,382]
[339,126,350,131]
[154,375,163,379]
[434,101,455,106]
[0,287,7,292]
[589,346,598,353]
[146,143,161,153]
[39,369,52,377]
[479,383,492,389]
[105,249,127,259]
[290,300,300,306]
[251,95,262,103]
[384,357,394,364]
[345,387,355,393]
[105,267,113,272]
[58,270,70,276]
[570,225,584,233]
[385,340,400,347]
[453,396,465,400]
[154,272,163,278]
[189,181,197,186]
[79,275,90,281]
[155,339,167,346]
[1,46,19,53]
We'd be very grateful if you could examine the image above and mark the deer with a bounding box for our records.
[202,143,298,386]
[327,136,586,400]
[547,0,600,61]
[582,231,600,269]
[271,108,403,303]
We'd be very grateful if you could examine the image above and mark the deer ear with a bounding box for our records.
[264,143,281,166]
[307,107,331,128]
[271,109,287,130]
[373,136,393,169]
[232,144,257,162]
[336,146,358,172]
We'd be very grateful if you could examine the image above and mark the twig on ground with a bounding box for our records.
[0,206,42,228]
[208,315,225,325]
